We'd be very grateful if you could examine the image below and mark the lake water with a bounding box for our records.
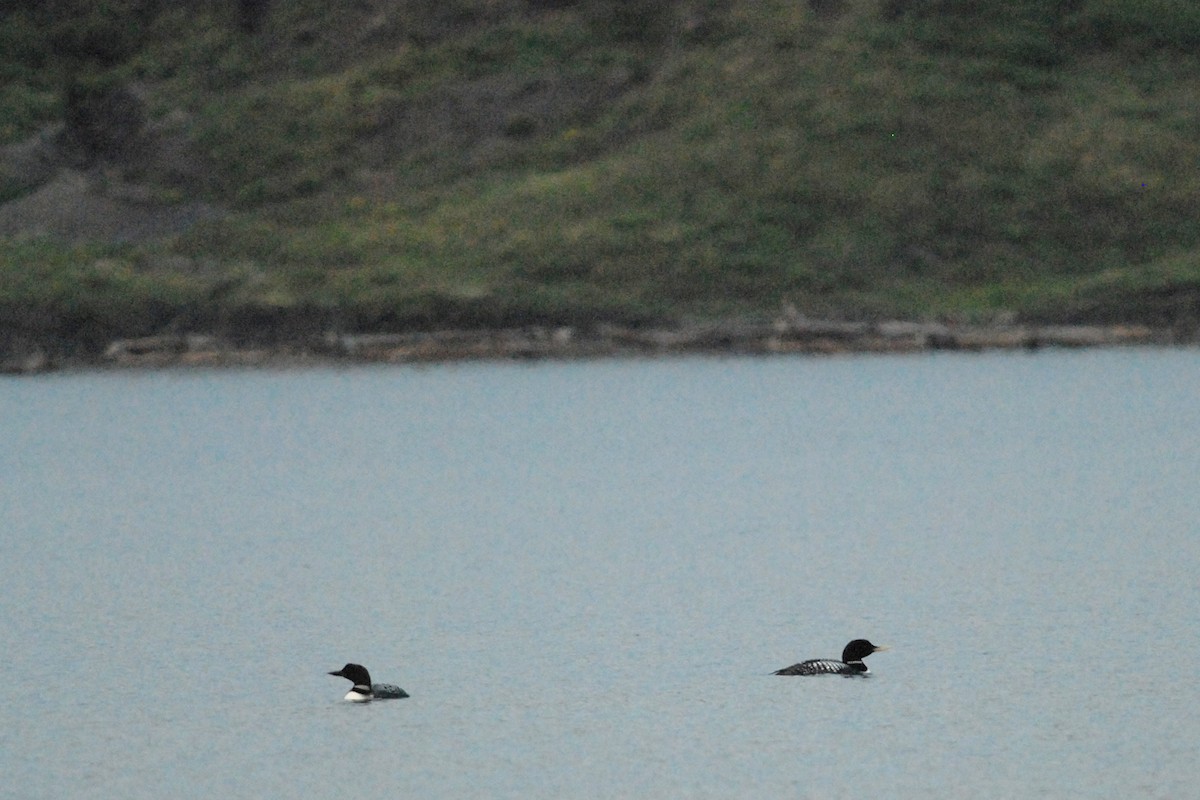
[3,348,1199,798]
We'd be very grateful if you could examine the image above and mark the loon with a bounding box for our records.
[328,663,410,701]
[773,639,890,676]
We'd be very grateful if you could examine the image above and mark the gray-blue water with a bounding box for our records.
[3,349,1199,798]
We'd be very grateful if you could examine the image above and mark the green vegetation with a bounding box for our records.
[3,0,1200,354]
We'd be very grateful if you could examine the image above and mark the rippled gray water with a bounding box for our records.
[3,348,1199,798]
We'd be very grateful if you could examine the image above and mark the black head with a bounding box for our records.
[329,663,372,686]
[841,639,889,663]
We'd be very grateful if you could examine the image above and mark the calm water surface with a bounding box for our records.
[3,349,1199,798]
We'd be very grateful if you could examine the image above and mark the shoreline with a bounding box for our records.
[1,318,1188,375]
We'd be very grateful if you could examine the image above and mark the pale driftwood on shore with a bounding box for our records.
[0,317,1181,375]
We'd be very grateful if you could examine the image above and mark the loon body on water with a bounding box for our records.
[328,663,409,701]
[773,639,890,676]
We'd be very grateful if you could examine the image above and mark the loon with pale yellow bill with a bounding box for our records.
[773,639,890,676]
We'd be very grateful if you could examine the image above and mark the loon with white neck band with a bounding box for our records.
[773,639,890,676]
[328,663,409,701]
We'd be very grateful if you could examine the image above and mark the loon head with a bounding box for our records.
[841,639,890,664]
[326,662,372,700]
[329,663,372,685]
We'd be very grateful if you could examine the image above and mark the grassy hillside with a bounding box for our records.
[2,0,1200,354]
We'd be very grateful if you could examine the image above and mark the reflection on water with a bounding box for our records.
[2,348,1199,797]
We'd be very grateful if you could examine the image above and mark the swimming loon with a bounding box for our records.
[773,639,890,676]
[328,663,409,701]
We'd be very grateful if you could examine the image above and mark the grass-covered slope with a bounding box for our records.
[2,0,1200,354]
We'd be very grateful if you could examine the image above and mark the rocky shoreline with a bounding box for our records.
[1,316,1187,375]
